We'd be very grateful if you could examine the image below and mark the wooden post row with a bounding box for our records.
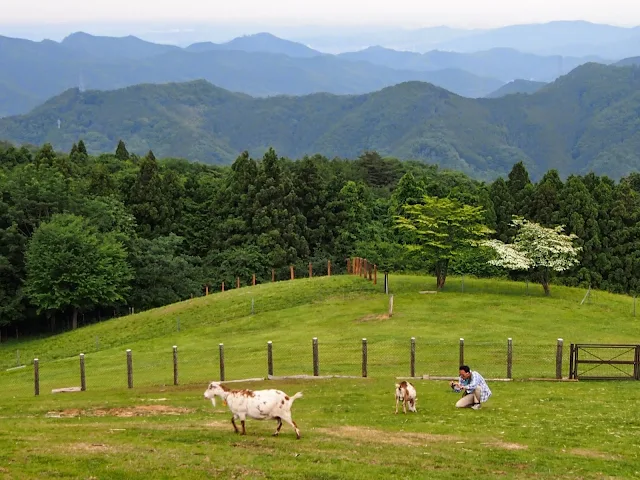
[219,343,225,381]
[362,338,368,378]
[126,349,133,388]
[328,260,331,276]
[556,338,563,379]
[173,346,178,386]
[312,337,319,376]
[34,358,39,396]
[507,338,513,379]
[267,341,273,376]
[410,337,416,378]
[80,353,86,391]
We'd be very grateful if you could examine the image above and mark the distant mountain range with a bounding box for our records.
[290,21,640,58]
[485,80,548,98]
[2,62,639,181]
[0,29,622,118]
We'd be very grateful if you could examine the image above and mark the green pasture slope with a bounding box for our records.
[0,275,639,478]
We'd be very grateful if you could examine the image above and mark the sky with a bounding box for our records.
[2,0,640,28]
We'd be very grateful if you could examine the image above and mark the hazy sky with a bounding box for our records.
[2,0,640,28]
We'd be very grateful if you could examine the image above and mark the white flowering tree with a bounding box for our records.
[482,217,581,296]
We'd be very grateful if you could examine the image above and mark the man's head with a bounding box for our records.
[459,365,471,380]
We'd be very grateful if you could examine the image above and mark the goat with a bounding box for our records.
[204,381,303,439]
[395,381,417,414]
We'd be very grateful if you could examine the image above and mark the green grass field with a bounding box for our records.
[0,275,639,478]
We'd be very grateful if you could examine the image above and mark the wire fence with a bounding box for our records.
[0,337,570,398]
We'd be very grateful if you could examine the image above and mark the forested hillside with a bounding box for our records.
[2,62,640,180]
[1,141,640,337]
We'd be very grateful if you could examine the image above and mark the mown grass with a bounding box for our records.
[0,274,639,478]
[0,378,638,479]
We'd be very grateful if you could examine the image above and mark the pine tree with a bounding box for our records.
[115,140,130,160]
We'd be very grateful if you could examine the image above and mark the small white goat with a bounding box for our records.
[204,381,303,439]
[395,381,417,414]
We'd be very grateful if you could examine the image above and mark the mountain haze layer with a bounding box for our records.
[1,63,639,180]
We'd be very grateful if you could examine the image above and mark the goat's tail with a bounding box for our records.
[290,392,303,403]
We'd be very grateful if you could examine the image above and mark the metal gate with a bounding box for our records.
[569,344,640,380]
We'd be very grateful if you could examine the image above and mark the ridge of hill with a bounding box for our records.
[1,62,640,179]
[484,79,548,98]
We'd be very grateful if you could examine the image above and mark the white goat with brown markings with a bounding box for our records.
[395,381,417,414]
[204,381,303,439]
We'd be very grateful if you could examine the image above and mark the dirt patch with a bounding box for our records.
[318,425,459,446]
[355,314,390,323]
[482,441,528,450]
[47,405,193,418]
[569,448,620,460]
[72,443,115,453]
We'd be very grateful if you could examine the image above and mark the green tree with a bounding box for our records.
[24,214,132,329]
[484,217,581,295]
[395,195,492,289]
[115,140,130,161]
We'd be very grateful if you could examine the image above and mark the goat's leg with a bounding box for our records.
[231,417,239,434]
[273,417,283,437]
[280,412,301,439]
[403,399,407,414]
[395,397,399,414]
[241,420,246,436]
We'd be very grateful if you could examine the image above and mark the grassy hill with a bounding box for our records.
[1,274,636,395]
[0,274,638,479]
[2,62,640,179]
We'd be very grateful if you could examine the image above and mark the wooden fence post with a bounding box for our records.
[205,285,209,296]
[556,338,563,379]
[328,260,331,276]
[252,274,256,286]
[173,346,178,386]
[126,349,133,388]
[219,343,225,381]
[507,338,513,379]
[362,338,368,377]
[34,358,39,396]
[459,338,464,367]
[80,353,86,391]
[290,266,294,280]
[388,295,394,317]
[410,337,416,377]
[312,337,319,376]
[309,262,312,278]
[374,265,377,285]
[384,273,389,294]
[221,282,225,292]
[237,277,240,289]
[267,341,273,377]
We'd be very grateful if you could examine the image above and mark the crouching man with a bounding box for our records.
[453,365,491,410]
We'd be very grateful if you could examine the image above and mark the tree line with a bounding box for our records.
[1,139,639,336]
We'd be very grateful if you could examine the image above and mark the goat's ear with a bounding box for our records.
[395,383,400,388]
